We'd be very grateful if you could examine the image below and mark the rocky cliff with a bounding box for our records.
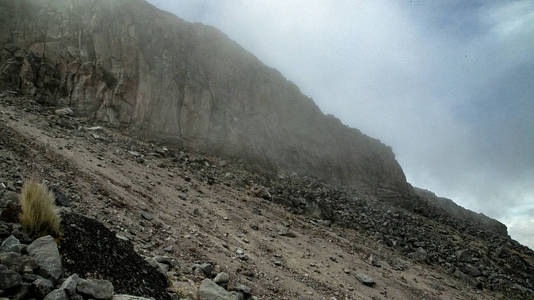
[0,0,408,194]
[414,187,508,235]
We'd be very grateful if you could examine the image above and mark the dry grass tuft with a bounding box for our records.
[19,179,62,238]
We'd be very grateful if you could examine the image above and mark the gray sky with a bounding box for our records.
[146,0,534,249]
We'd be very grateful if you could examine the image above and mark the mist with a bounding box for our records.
[146,0,534,249]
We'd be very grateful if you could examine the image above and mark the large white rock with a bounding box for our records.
[27,235,63,281]
[113,295,153,300]
[199,279,243,300]
[77,278,114,300]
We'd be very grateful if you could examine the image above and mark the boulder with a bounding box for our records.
[113,295,153,300]
[59,273,79,295]
[77,278,114,299]
[0,252,37,273]
[0,267,21,289]
[0,235,22,253]
[32,276,54,298]
[198,279,243,300]
[27,235,63,281]
[44,289,69,300]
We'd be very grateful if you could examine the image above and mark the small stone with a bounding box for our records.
[128,151,141,157]
[154,256,174,266]
[278,229,296,238]
[0,222,10,238]
[213,272,230,285]
[194,263,213,276]
[113,295,153,300]
[252,186,271,200]
[55,108,74,116]
[23,273,40,282]
[0,235,21,253]
[158,263,169,273]
[145,257,169,275]
[115,233,129,241]
[356,273,375,287]
[0,200,20,223]
[235,283,251,295]
[77,278,114,299]
[198,279,242,300]
[141,212,153,221]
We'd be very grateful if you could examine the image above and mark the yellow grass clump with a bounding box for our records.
[19,179,62,238]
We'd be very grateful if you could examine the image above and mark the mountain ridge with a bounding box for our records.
[0,0,409,197]
[0,0,511,237]
[0,0,534,297]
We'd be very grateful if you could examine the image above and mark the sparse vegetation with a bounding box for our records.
[19,179,62,238]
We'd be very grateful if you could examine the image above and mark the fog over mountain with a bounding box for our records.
[147,0,534,249]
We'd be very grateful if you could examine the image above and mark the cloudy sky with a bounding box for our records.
[146,0,534,249]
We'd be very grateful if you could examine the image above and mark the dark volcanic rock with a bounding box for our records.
[32,276,54,298]
[43,289,69,300]
[0,267,21,289]
[59,213,170,300]
[77,278,114,299]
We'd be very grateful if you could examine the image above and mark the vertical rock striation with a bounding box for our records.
[0,0,409,194]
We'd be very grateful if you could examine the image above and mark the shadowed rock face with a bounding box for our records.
[0,0,408,193]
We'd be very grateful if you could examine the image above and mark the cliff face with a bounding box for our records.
[0,0,409,192]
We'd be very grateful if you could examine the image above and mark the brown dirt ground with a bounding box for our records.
[0,96,496,300]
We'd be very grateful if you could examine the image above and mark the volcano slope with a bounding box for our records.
[0,0,533,299]
[1,93,533,299]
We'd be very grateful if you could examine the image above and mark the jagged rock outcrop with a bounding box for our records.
[414,187,508,235]
[0,0,408,194]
